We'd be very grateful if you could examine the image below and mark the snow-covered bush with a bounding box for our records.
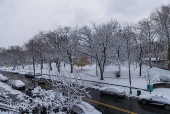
[16,87,59,113]
[159,75,170,82]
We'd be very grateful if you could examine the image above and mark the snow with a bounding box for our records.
[0,74,8,81]
[0,111,13,114]
[0,81,23,95]
[143,58,164,61]
[13,80,25,87]
[1,62,170,98]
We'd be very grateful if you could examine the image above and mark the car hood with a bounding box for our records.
[74,102,102,114]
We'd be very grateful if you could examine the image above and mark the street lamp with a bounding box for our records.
[119,30,132,94]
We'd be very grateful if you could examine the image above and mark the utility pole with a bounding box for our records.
[32,40,36,88]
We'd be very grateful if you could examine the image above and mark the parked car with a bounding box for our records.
[71,101,102,114]
[137,93,170,111]
[26,87,34,97]
[25,72,41,78]
[11,68,15,71]
[0,74,8,82]
[25,72,34,78]
[99,86,126,98]
[11,80,25,90]
[13,70,19,74]
[35,77,45,85]
[35,73,41,76]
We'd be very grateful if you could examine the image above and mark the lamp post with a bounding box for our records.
[32,40,36,88]
[119,30,132,94]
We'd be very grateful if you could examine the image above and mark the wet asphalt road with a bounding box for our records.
[0,71,170,114]
[87,88,170,114]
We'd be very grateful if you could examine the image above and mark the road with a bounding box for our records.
[0,71,170,114]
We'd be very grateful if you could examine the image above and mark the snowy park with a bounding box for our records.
[1,0,170,113]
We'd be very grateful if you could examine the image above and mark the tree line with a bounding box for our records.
[1,4,170,80]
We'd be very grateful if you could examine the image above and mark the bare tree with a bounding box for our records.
[79,20,118,80]
[151,5,170,69]
[144,67,154,94]
[138,18,157,68]
[119,24,137,94]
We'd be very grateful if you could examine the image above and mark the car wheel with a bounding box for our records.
[99,91,103,96]
[165,104,170,111]
[114,94,118,98]
[141,100,147,105]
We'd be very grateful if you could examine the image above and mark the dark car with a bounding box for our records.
[25,72,42,78]
[35,77,45,85]
[25,72,34,78]
[137,93,170,111]
[26,87,34,97]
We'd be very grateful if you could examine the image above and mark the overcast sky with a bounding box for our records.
[0,0,170,48]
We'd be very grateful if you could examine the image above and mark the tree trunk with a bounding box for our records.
[96,61,98,76]
[139,61,142,76]
[99,66,104,80]
[21,63,24,69]
[149,57,152,68]
[100,70,104,80]
[22,65,24,69]
[128,61,132,94]
[70,64,73,73]
[117,59,121,76]
[49,62,52,71]
[41,59,43,75]
[117,49,121,76]
[55,60,61,73]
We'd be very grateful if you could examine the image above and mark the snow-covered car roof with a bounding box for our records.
[139,93,170,102]
[74,101,102,114]
[35,76,44,79]
[99,86,125,93]
[0,74,8,80]
[14,80,25,87]
[154,93,170,100]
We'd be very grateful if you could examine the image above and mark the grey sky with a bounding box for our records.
[0,0,169,48]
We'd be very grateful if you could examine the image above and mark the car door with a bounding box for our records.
[105,88,113,95]
[150,96,162,105]
[154,96,167,105]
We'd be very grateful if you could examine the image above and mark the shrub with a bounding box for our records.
[114,71,120,78]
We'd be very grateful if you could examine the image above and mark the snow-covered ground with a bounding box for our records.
[1,63,170,96]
